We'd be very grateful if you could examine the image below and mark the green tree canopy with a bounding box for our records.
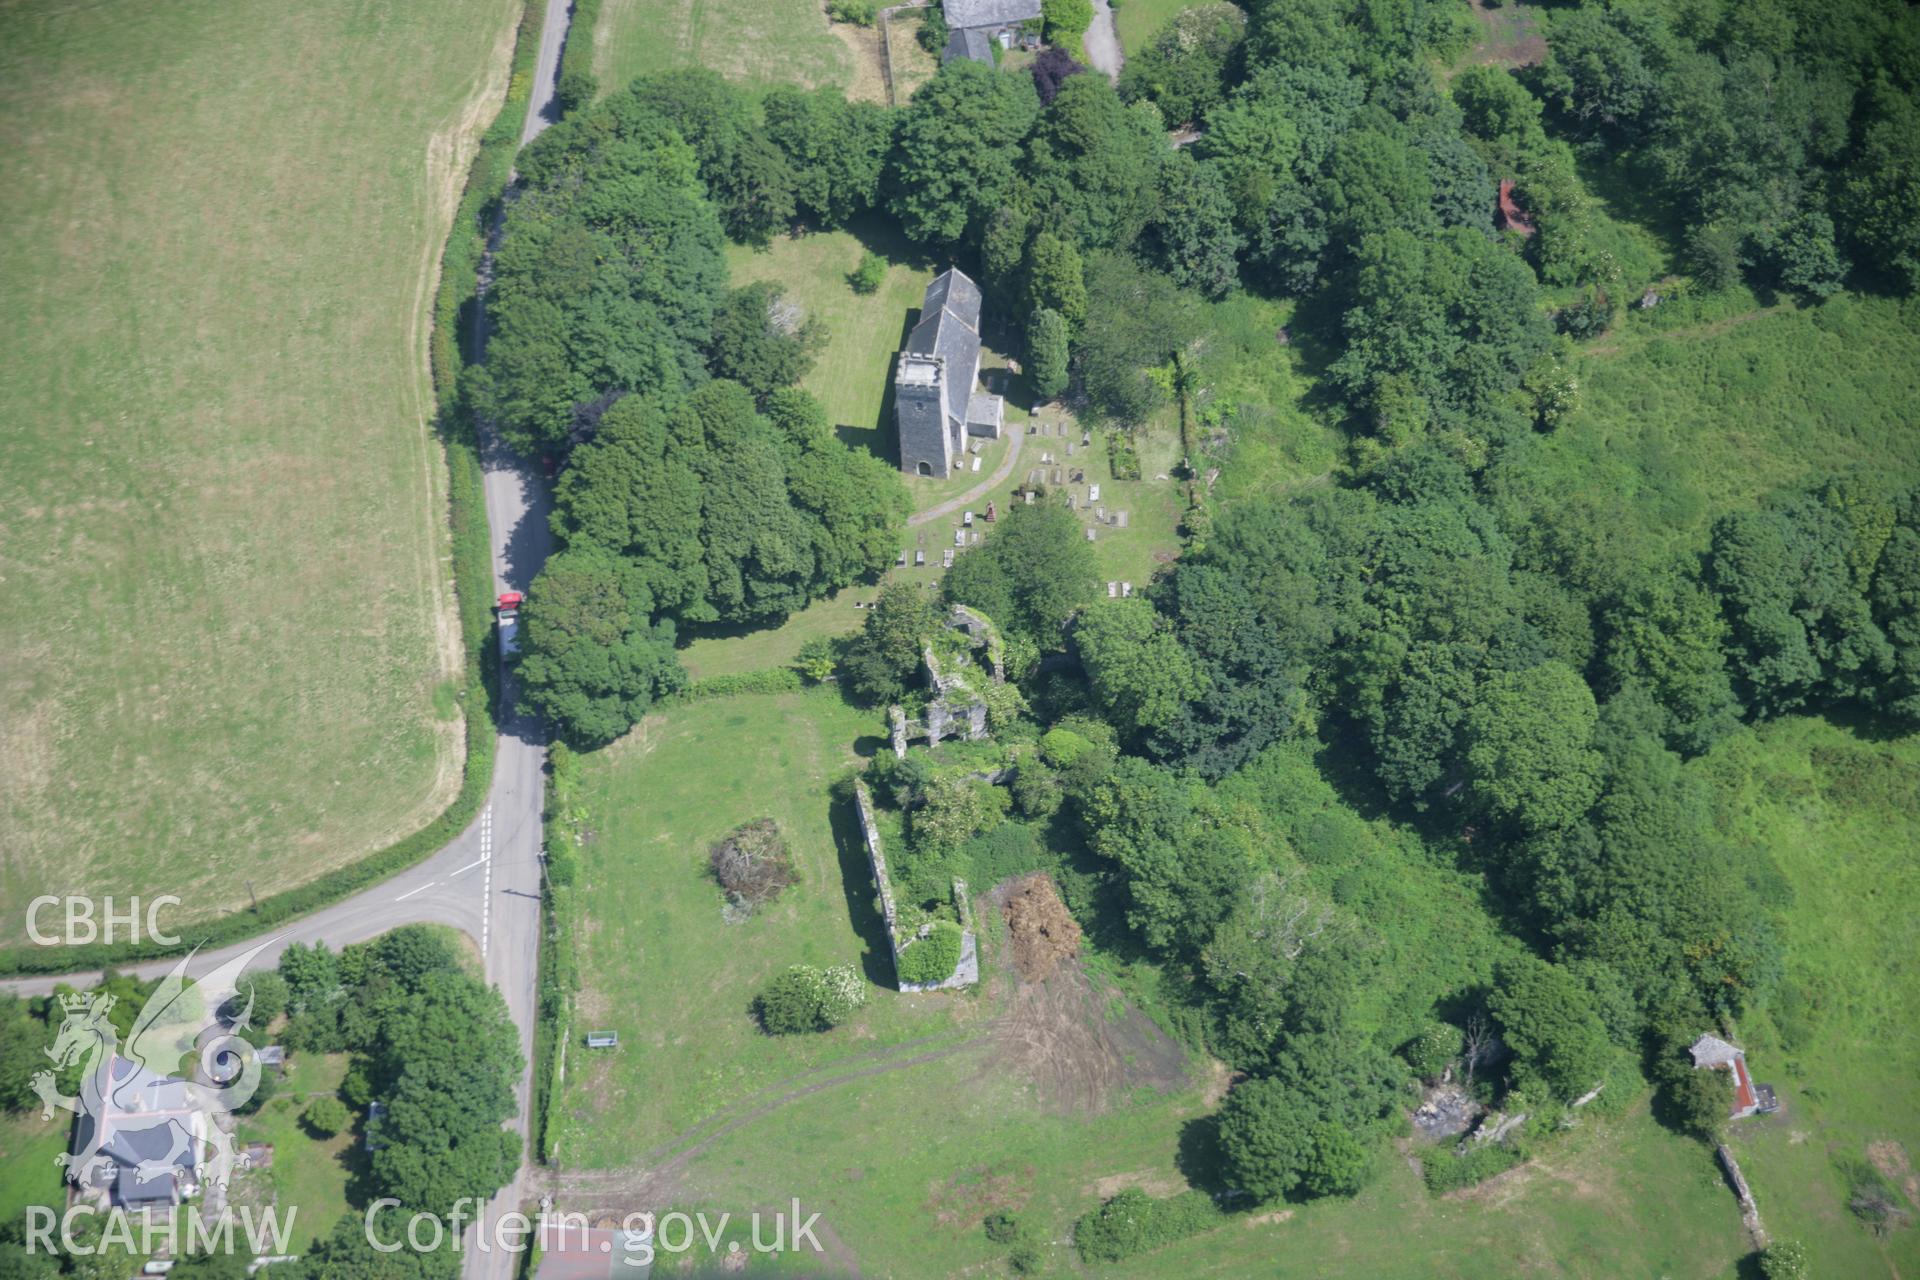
[1488,956,1613,1102]
[515,545,684,748]
[887,61,1040,246]
[843,580,944,705]
[1464,662,1603,834]
[480,96,728,453]
[1075,597,1206,743]
[943,497,1097,647]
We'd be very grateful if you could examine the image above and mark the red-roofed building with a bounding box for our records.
[1690,1034,1778,1119]
[534,1218,653,1279]
[1496,179,1537,236]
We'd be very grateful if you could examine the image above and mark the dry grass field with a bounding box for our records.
[0,0,520,945]
[593,0,867,99]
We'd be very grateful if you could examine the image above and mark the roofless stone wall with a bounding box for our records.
[852,780,978,993]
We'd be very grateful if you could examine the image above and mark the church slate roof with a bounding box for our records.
[906,268,983,426]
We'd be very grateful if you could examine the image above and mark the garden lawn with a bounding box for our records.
[1702,717,1920,1277]
[236,1053,355,1251]
[1112,0,1190,57]
[591,0,863,99]
[725,223,934,436]
[555,690,977,1165]
[0,0,519,945]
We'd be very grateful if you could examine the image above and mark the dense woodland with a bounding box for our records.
[470,0,1920,1222]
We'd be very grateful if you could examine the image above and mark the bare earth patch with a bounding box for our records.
[927,1162,1034,1228]
[1003,873,1082,982]
[981,881,1191,1114]
[1463,0,1546,69]
[1867,1139,1920,1206]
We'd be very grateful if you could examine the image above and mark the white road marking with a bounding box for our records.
[394,881,436,902]
[450,855,488,876]
[480,804,494,961]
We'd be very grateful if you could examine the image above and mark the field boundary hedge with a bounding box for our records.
[0,0,548,979]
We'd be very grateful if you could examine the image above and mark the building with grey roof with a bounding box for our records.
[69,1055,204,1208]
[895,268,1003,478]
[941,0,1042,63]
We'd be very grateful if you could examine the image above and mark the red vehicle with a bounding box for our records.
[496,592,523,656]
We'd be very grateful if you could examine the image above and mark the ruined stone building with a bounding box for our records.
[894,268,1004,478]
[889,605,1005,756]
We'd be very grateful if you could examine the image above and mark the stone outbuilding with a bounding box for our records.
[1690,1034,1778,1119]
[940,0,1043,63]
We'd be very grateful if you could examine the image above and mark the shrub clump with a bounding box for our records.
[896,920,964,985]
[302,1096,349,1138]
[1401,1020,1462,1081]
[828,0,878,25]
[1420,1141,1525,1194]
[710,819,796,919]
[1073,1188,1222,1264]
[849,251,888,294]
[756,963,866,1034]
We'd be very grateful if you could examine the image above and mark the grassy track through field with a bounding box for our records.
[0,0,520,945]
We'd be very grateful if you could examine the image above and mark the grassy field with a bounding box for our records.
[887,10,943,102]
[0,0,520,947]
[553,690,973,1163]
[1494,291,1920,574]
[592,0,881,100]
[0,1110,68,1226]
[1190,293,1343,507]
[1700,717,1920,1275]
[675,1078,1746,1277]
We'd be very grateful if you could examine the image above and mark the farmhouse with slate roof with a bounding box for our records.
[941,0,1043,64]
[69,1056,204,1208]
[895,268,1003,478]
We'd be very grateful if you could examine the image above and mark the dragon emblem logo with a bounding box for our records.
[34,939,279,1199]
